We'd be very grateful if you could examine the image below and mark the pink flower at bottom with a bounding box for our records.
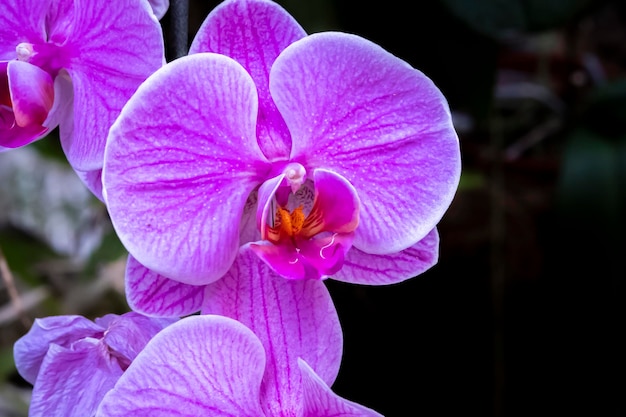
[13,312,175,417]
[96,315,382,417]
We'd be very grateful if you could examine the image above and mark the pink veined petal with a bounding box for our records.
[13,315,104,384]
[59,0,164,172]
[271,32,461,255]
[8,61,54,128]
[98,312,176,364]
[299,359,384,417]
[29,339,124,417]
[125,255,205,318]
[0,0,49,59]
[45,0,74,44]
[190,0,306,160]
[104,53,270,284]
[203,247,343,416]
[333,228,439,285]
[95,315,267,417]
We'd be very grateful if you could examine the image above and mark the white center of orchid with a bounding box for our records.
[16,43,35,62]
[283,162,306,194]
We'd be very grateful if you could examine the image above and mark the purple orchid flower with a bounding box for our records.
[13,312,175,417]
[96,315,381,417]
[103,0,460,290]
[0,0,164,198]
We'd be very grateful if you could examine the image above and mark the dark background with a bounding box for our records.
[2,1,625,416]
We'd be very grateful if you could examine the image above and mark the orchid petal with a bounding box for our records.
[256,173,284,237]
[271,32,461,254]
[334,228,439,285]
[299,359,383,417]
[240,188,262,244]
[104,53,269,284]
[147,0,169,20]
[125,255,205,317]
[60,0,164,171]
[29,339,123,417]
[307,169,359,235]
[8,61,53,128]
[0,61,52,148]
[98,312,175,363]
[0,110,48,148]
[96,315,266,417]
[45,0,74,44]
[203,247,343,415]
[74,168,103,201]
[13,315,103,384]
[190,0,306,160]
[0,0,48,59]
[43,69,72,129]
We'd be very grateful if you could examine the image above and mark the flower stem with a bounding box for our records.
[169,0,190,60]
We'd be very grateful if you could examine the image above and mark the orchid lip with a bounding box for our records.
[251,169,360,280]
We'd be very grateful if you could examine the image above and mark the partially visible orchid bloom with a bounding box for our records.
[13,312,175,417]
[103,0,459,318]
[0,0,164,198]
[96,315,382,417]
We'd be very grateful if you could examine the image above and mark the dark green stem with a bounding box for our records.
[169,0,189,60]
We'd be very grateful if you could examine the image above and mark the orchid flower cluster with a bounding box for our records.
[5,0,461,415]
